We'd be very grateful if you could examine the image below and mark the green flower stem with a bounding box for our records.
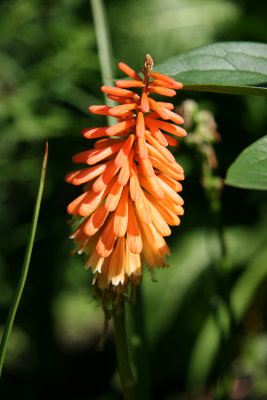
[113,304,136,400]
[127,286,151,400]
[90,0,115,126]
[0,142,48,379]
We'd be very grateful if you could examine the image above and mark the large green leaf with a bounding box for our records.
[155,42,267,96]
[225,135,267,190]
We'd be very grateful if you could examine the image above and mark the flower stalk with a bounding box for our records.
[127,285,151,400]
[113,304,136,400]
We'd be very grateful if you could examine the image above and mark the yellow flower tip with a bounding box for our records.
[66,55,187,303]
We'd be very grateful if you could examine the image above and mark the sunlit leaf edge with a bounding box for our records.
[183,84,267,97]
[155,41,267,97]
[225,135,267,190]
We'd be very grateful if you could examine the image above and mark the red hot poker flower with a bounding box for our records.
[65,55,186,298]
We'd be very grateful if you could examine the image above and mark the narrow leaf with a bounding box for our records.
[225,135,267,190]
[0,142,48,377]
[155,42,267,96]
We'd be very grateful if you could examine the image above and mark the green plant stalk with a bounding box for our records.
[113,304,136,400]
[0,142,48,378]
[90,0,115,126]
[127,286,151,400]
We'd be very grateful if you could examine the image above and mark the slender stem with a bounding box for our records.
[0,142,48,378]
[113,304,136,400]
[90,0,115,125]
[128,286,151,400]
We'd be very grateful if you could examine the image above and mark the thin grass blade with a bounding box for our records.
[0,142,48,378]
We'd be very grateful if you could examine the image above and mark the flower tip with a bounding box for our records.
[144,54,153,72]
[118,62,125,69]
[179,127,187,137]
[174,81,183,90]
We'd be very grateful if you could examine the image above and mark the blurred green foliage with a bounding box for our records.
[0,0,267,399]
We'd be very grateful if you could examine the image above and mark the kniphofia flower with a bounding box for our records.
[65,55,186,301]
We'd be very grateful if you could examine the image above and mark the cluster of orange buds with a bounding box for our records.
[65,55,186,298]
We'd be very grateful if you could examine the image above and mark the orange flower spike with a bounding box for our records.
[150,72,183,89]
[85,248,105,273]
[157,173,183,193]
[163,108,184,125]
[145,131,176,163]
[149,155,184,179]
[94,138,124,149]
[137,156,155,177]
[116,80,143,89]
[101,85,139,99]
[92,161,119,192]
[136,112,145,137]
[105,179,123,212]
[140,92,150,113]
[89,105,112,116]
[127,199,143,254]
[146,142,175,165]
[65,163,107,185]
[114,134,135,168]
[118,62,143,81]
[149,86,176,97]
[107,95,137,104]
[82,125,129,140]
[148,98,169,120]
[129,163,141,202]
[135,188,152,225]
[144,118,168,146]
[138,173,164,200]
[146,197,171,237]
[156,102,175,110]
[150,79,183,90]
[108,237,126,286]
[96,214,117,258]
[108,103,138,117]
[74,142,124,166]
[114,186,129,237]
[67,191,89,215]
[118,149,135,186]
[84,203,109,236]
[150,71,179,83]
[125,247,142,280]
[137,136,149,160]
[140,54,153,113]
[163,134,178,147]
[150,119,187,137]
[66,54,187,299]
[78,185,109,217]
